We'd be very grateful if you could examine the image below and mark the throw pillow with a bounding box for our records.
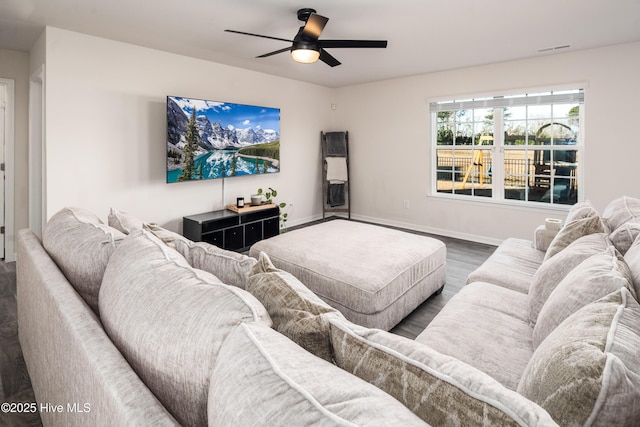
[208,322,426,426]
[528,233,611,326]
[143,222,190,249]
[602,195,640,232]
[533,246,635,348]
[544,214,608,261]
[246,251,345,362]
[328,317,556,426]
[174,239,256,289]
[564,199,597,224]
[99,230,270,427]
[609,221,640,255]
[42,207,126,314]
[519,287,640,426]
[107,208,145,234]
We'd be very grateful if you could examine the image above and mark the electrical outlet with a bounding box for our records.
[403,199,410,209]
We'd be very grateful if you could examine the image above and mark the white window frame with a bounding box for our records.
[429,85,585,209]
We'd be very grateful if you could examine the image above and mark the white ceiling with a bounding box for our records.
[2,0,640,88]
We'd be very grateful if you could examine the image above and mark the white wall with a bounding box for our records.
[335,41,640,243]
[0,48,29,259]
[42,27,334,231]
[36,27,640,243]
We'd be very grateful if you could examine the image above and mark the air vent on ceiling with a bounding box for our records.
[537,44,572,53]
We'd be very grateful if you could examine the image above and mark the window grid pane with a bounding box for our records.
[432,89,582,206]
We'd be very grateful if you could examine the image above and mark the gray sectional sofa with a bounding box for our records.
[417,197,640,425]
[16,198,640,426]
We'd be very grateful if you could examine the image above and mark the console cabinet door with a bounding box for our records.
[244,221,263,247]
[203,230,223,247]
[263,217,280,239]
[224,226,244,251]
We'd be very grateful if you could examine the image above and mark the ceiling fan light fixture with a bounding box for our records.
[227,8,387,67]
[291,41,320,63]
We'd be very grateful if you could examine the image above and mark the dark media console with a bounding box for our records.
[183,206,280,252]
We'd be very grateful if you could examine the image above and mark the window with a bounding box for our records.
[431,89,583,206]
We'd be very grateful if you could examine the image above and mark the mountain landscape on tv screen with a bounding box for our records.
[166,96,280,182]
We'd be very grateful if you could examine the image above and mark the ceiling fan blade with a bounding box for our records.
[224,29,292,43]
[319,49,341,67]
[318,40,388,49]
[301,13,329,40]
[257,46,292,58]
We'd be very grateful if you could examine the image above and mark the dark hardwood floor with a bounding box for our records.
[0,261,42,427]
[0,219,496,426]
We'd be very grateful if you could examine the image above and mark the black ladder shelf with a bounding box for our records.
[321,131,351,219]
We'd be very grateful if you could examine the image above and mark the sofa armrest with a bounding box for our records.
[534,219,563,252]
[534,225,549,251]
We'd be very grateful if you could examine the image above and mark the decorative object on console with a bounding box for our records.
[257,187,288,229]
[250,194,263,205]
[226,203,276,214]
[166,96,280,183]
[236,197,245,208]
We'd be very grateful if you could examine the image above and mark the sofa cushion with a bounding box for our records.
[533,246,634,348]
[208,322,426,427]
[416,282,533,390]
[465,238,544,293]
[245,252,345,362]
[174,239,256,289]
[564,199,597,223]
[99,230,271,427]
[42,207,126,314]
[602,195,640,232]
[544,214,608,260]
[528,233,611,326]
[107,208,145,234]
[609,221,640,255]
[519,287,640,426]
[329,317,556,426]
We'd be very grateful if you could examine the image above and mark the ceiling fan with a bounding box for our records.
[225,8,388,67]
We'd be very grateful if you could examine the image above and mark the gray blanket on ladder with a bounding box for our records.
[327,183,346,207]
[325,132,347,207]
[325,132,347,156]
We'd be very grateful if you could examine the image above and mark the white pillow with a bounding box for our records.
[528,233,611,326]
[174,239,256,289]
[42,207,125,314]
[99,229,270,426]
[544,215,608,260]
[107,208,145,234]
[533,246,634,348]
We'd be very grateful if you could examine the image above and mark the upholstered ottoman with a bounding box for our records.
[249,220,446,330]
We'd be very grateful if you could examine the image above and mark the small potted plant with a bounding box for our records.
[257,187,288,229]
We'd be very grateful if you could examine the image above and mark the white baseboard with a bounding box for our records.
[286,212,503,246]
[350,214,504,247]
[285,213,324,229]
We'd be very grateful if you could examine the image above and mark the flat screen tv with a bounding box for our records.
[166,96,280,183]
